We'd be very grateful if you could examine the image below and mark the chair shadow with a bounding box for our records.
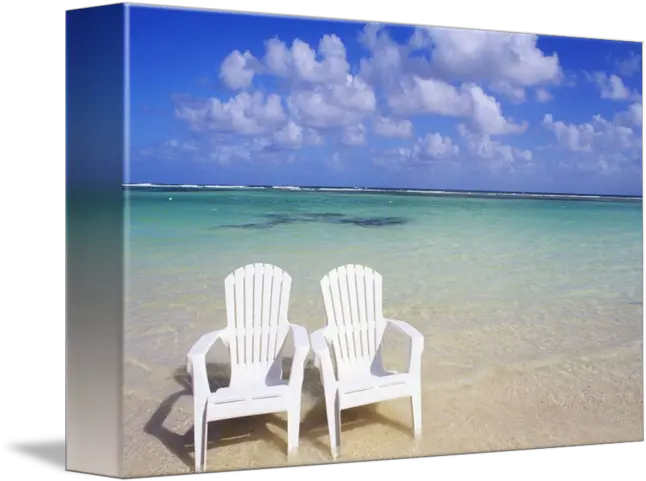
[298,360,414,455]
[11,440,66,468]
[143,363,288,469]
[145,356,413,469]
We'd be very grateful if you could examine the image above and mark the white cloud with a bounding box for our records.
[458,124,532,169]
[389,77,527,135]
[175,24,640,177]
[542,114,594,152]
[216,34,378,133]
[175,91,286,135]
[490,80,526,103]
[358,24,406,89]
[388,132,459,163]
[211,26,538,161]
[330,75,377,112]
[589,72,640,101]
[359,24,563,104]
[273,120,322,148]
[220,50,257,90]
[287,75,376,129]
[415,27,562,87]
[614,102,643,127]
[263,35,350,85]
[543,104,642,171]
[288,89,359,129]
[373,116,413,138]
[416,132,460,159]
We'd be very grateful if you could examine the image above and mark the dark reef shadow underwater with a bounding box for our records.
[217,212,410,230]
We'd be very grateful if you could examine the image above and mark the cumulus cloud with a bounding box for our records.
[416,132,460,159]
[273,120,322,148]
[417,27,562,86]
[287,76,376,129]
[204,26,544,170]
[588,72,640,101]
[358,24,407,88]
[490,80,527,103]
[389,77,527,135]
[263,34,350,85]
[167,23,637,181]
[359,24,562,103]
[216,33,378,135]
[220,35,353,88]
[458,124,532,169]
[542,109,642,174]
[175,91,286,135]
[614,102,643,127]
[220,50,257,89]
[373,116,413,138]
[387,132,459,164]
[542,110,641,155]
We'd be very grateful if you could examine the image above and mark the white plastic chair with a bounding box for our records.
[311,264,424,458]
[186,263,310,472]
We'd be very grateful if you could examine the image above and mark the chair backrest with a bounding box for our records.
[224,263,292,372]
[320,264,386,375]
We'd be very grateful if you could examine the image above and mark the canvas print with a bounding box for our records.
[66,3,643,478]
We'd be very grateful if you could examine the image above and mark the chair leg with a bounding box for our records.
[411,389,422,440]
[326,391,341,459]
[194,406,208,472]
[287,402,301,454]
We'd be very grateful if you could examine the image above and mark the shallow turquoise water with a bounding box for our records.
[123,189,642,377]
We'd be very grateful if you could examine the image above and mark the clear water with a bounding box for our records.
[122,188,643,475]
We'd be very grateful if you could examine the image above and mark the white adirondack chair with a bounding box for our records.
[311,264,424,458]
[186,263,310,472]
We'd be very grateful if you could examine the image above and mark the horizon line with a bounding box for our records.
[121,182,643,199]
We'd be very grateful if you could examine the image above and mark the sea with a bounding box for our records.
[124,185,643,380]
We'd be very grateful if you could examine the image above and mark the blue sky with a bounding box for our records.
[128,5,643,195]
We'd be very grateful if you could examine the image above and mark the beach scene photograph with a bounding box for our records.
[123,4,643,477]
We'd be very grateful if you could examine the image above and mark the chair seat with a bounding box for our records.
[338,369,411,395]
[207,379,290,405]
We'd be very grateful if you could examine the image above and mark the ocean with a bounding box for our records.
[121,186,643,475]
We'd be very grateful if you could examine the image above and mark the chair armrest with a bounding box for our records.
[291,323,310,353]
[186,329,229,398]
[311,328,337,385]
[384,318,424,373]
[287,323,310,388]
[187,329,229,367]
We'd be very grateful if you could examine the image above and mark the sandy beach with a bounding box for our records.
[123,315,643,477]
